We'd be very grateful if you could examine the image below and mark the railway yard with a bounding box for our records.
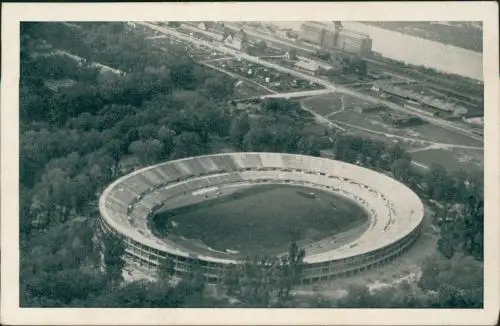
[136,21,483,173]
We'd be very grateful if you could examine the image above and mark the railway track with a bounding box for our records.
[139,21,483,144]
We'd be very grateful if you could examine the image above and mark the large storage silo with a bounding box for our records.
[337,29,372,55]
[299,21,327,46]
[322,29,339,50]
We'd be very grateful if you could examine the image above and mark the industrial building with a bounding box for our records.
[206,22,227,38]
[383,112,424,127]
[294,60,320,74]
[373,83,468,118]
[294,57,334,75]
[299,21,373,56]
[224,30,248,51]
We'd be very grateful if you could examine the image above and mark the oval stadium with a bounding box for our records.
[98,152,424,284]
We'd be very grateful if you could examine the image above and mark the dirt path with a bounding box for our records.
[330,119,483,150]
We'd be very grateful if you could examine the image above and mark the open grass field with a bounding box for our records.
[302,95,342,116]
[341,126,423,151]
[331,110,483,147]
[151,184,368,258]
[411,148,484,172]
[408,124,483,147]
[303,94,483,148]
[302,93,374,117]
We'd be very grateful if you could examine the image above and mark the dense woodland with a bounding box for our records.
[20,22,484,308]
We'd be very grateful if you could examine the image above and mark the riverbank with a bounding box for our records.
[360,21,482,53]
[271,21,483,81]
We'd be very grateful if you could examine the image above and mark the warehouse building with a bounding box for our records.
[294,57,334,75]
[383,112,424,127]
[299,21,328,45]
[375,84,469,118]
[224,30,248,51]
[294,60,320,73]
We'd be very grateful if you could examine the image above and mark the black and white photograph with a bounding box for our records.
[1,2,499,325]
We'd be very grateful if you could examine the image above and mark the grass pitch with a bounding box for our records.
[151,184,368,257]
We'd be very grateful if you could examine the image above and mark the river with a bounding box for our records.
[271,21,483,81]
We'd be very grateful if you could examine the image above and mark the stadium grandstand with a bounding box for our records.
[99,153,424,284]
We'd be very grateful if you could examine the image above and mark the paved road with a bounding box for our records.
[227,23,484,141]
[235,23,483,105]
[260,88,336,100]
[54,50,124,75]
[139,22,335,90]
[139,22,483,144]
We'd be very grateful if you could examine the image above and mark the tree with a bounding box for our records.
[170,57,196,89]
[276,242,306,303]
[31,167,74,225]
[223,264,242,297]
[296,135,320,156]
[102,234,125,283]
[202,76,235,101]
[391,157,412,182]
[128,138,164,165]
[242,126,269,151]
[104,139,127,173]
[337,284,376,307]
[70,173,95,214]
[157,257,176,281]
[170,132,205,159]
[229,112,251,148]
[157,126,176,156]
[167,21,181,28]
[418,252,483,308]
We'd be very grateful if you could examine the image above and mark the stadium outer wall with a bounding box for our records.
[98,152,424,284]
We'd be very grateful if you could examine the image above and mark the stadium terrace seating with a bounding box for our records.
[139,194,159,210]
[151,165,173,182]
[131,203,150,217]
[171,161,195,177]
[260,153,283,168]
[105,199,127,215]
[233,153,263,169]
[197,157,222,173]
[189,177,212,188]
[157,164,184,181]
[141,169,167,187]
[115,187,138,203]
[135,173,155,188]
[281,154,306,170]
[124,175,151,194]
[108,194,129,210]
[100,153,424,284]
[209,155,237,172]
